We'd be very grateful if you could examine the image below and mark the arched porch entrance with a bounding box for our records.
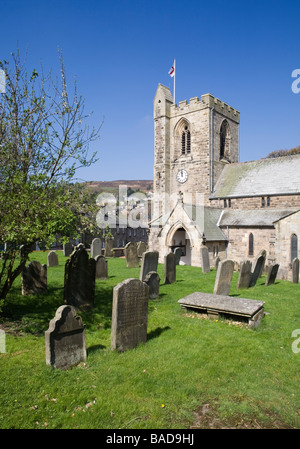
[168,226,192,265]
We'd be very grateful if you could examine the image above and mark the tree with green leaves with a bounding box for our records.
[0,50,101,304]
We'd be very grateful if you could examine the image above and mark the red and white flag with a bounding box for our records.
[168,61,175,78]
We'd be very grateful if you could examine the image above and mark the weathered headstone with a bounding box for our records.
[164,252,176,284]
[292,258,299,283]
[144,271,160,299]
[249,253,266,287]
[214,256,220,271]
[95,255,108,280]
[258,250,267,277]
[265,263,279,286]
[63,242,73,257]
[140,251,159,281]
[137,241,147,258]
[200,245,210,273]
[22,261,47,295]
[213,259,234,296]
[237,260,252,289]
[91,238,102,259]
[111,278,149,352]
[124,242,139,268]
[45,305,87,370]
[64,244,96,310]
[174,247,183,265]
[47,250,59,267]
[104,237,114,257]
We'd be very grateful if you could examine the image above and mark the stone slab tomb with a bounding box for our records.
[111,278,149,352]
[64,244,96,310]
[140,251,159,282]
[213,259,234,296]
[178,292,265,329]
[45,305,87,370]
[22,261,47,295]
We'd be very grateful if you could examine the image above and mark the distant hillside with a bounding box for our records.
[83,180,153,194]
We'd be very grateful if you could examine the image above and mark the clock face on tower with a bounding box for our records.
[177,169,188,183]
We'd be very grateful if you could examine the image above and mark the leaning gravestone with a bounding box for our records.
[249,253,266,287]
[95,255,108,280]
[174,247,183,265]
[124,242,139,268]
[144,271,160,299]
[64,244,96,310]
[200,245,210,273]
[22,261,47,295]
[265,263,279,286]
[47,251,59,267]
[91,238,102,259]
[104,237,114,257]
[137,241,147,258]
[111,278,149,352]
[292,258,299,284]
[237,260,252,289]
[164,252,176,284]
[214,256,221,271]
[63,242,73,257]
[140,251,159,281]
[45,305,87,370]
[213,259,234,296]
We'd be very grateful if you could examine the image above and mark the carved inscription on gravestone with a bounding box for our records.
[111,278,149,352]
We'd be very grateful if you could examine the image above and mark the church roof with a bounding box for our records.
[218,208,299,227]
[210,155,300,199]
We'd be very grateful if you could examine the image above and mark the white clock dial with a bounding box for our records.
[177,169,188,183]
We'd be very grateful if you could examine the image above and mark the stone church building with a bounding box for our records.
[148,83,300,280]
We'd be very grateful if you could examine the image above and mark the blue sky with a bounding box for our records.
[1,0,300,181]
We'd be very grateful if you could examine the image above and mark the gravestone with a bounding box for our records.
[265,263,279,286]
[213,259,234,296]
[140,251,159,281]
[144,271,160,299]
[258,250,267,277]
[22,261,47,295]
[47,251,58,267]
[237,260,252,289]
[63,242,73,257]
[91,238,102,259]
[124,242,139,268]
[200,245,210,273]
[292,258,299,283]
[95,255,108,279]
[104,238,114,257]
[45,305,86,370]
[164,252,176,284]
[174,247,183,265]
[137,241,147,258]
[249,253,266,287]
[111,278,149,352]
[64,244,96,310]
[214,256,220,271]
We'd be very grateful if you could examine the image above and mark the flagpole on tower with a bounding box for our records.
[168,59,176,104]
[173,59,176,104]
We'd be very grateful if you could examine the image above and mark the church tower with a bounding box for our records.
[152,84,240,217]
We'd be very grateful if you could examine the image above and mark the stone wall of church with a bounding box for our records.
[274,210,300,280]
[210,195,300,210]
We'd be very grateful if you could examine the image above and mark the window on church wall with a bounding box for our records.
[220,119,231,161]
[261,197,265,207]
[249,233,254,256]
[291,233,298,262]
[267,196,270,206]
[181,126,191,155]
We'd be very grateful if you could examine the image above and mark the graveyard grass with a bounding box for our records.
[1,252,300,429]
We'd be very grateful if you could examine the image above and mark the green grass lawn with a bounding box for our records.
[1,251,300,429]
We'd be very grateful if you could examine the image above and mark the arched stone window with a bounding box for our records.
[249,233,254,256]
[181,126,191,155]
[220,119,231,160]
[291,233,298,262]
